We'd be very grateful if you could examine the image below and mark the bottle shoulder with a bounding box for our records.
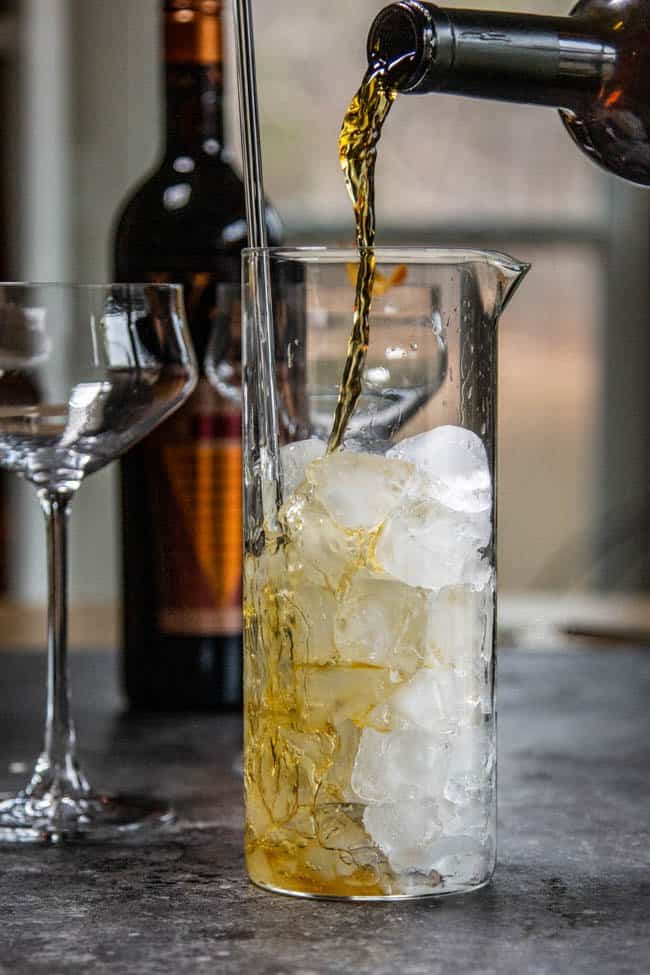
[114,154,282,261]
[116,156,244,225]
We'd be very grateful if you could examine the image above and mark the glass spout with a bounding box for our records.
[458,250,530,323]
[491,252,531,317]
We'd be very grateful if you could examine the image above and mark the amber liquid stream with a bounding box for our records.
[327,66,397,452]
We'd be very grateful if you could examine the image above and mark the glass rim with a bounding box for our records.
[242,245,529,272]
[0,281,185,291]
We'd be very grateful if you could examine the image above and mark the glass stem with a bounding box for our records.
[30,489,88,795]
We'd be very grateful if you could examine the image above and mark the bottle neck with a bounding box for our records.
[163,0,225,159]
[368,3,617,110]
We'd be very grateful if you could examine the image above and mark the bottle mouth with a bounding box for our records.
[367,1,435,91]
[367,1,456,93]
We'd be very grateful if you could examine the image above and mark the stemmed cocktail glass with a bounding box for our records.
[0,283,196,843]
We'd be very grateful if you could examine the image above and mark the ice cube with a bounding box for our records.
[444,724,495,806]
[314,803,372,854]
[280,438,325,497]
[278,725,338,807]
[334,570,427,674]
[375,495,492,590]
[362,799,491,879]
[424,580,494,671]
[284,583,337,665]
[297,665,393,731]
[351,727,448,803]
[251,728,301,824]
[363,800,444,874]
[320,719,361,804]
[283,493,360,590]
[308,451,414,530]
[388,425,491,515]
[416,834,490,882]
[388,664,462,736]
[244,544,285,609]
[457,659,493,720]
[423,579,495,718]
[441,795,491,837]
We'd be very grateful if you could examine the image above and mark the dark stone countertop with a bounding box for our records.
[0,647,649,975]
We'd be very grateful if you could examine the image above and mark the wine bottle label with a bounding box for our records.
[146,377,242,636]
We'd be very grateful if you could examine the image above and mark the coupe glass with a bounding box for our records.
[0,283,196,843]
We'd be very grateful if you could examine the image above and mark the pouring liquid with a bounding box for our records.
[327,66,397,452]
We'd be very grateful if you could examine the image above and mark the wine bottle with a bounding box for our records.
[114,0,281,710]
[367,0,650,187]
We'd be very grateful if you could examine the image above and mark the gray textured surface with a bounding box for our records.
[0,647,649,974]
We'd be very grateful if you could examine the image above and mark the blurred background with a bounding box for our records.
[0,0,648,648]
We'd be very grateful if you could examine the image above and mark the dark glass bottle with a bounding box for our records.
[114,0,281,710]
[367,0,650,186]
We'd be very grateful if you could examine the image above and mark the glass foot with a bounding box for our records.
[0,791,175,844]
